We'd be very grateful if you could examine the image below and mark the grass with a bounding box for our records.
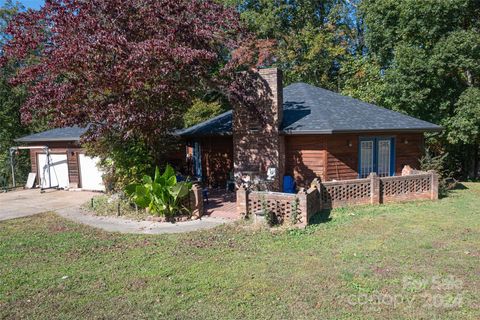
[1,183,479,319]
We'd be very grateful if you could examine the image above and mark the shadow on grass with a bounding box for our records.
[452,182,468,190]
[439,181,469,199]
[308,209,332,225]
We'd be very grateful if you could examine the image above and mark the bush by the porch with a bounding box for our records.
[125,165,192,219]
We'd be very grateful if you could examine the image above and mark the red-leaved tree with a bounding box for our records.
[1,0,270,144]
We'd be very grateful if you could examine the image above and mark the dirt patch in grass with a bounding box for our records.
[127,277,149,291]
[47,220,74,233]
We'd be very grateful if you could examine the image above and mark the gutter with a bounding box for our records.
[177,126,442,138]
[281,127,443,135]
[14,137,82,143]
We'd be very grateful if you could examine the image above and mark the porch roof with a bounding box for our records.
[178,82,442,137]
[176,111,233,137]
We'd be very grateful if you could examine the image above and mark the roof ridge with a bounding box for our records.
[283,82,439,125]
[15,126,88,143]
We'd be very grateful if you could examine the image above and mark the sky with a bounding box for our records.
[0,0,44,10]
[21,0,44,9]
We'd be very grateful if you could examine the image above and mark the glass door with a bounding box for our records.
[193,142,202,179]
[377,138,392,177]
[359,140,375,178]
[359,137,395,178]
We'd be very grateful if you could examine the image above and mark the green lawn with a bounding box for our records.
[1,184,479,319]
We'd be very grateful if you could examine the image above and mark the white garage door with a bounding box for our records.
[38,153,70,189]
[79,154,105,191]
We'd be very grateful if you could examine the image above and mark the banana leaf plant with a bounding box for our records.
[125,165,192,217]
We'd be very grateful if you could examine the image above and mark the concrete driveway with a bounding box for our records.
[0,189,235,234]
[0,189,97,221]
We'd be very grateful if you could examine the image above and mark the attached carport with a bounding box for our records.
[13,127,105,191]
[8,145,63,191]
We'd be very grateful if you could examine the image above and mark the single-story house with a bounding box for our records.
[179,68,442,191]
[15,68,441,193]
[14,127,105,191]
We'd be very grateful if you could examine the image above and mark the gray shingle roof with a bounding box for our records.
[176,111,233,136]
[282,83,442,133]
[179,82,442,137]
[15,126,87,143]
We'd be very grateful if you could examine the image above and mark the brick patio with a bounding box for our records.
[204,189,238,220]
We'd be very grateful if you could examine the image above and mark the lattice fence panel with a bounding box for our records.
[248,192,297,223]
[242,172,436,225]
[320,179,371,208]
[381,174,431,198]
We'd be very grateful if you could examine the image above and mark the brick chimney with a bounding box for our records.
[233,68,285,191]
[258,68,283,131]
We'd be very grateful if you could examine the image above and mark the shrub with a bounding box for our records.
[290,198,300,224]
[420,150,452,196]
[261,196,275,226]
[125,165,192,218]
[84,135,155,192]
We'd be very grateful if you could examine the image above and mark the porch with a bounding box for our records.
[186,132,425,192]
[203,189,238,220]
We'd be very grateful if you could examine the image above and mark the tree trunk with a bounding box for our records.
[474,143,479,180]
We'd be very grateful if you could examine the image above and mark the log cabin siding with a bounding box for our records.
[394,133,424,173]
[190,132,425,187]
[67,150,80,187]
[199,137,233,187]
[325,133,359,181]
[285,135,327,186]
[326,133,425,181]
[285,132,425,184]
[30,150,37,177]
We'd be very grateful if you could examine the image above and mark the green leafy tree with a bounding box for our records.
[340,56,386,104]
[448,88,480,145]
[350,0,480,179]
[183,99,226,128]
[221,0,358,89]
[447,88,480,178]
[277,22,349,90]
[0,1,28,187]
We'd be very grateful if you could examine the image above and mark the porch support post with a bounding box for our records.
[296,188,308,227]
[310,177,322,207]
[190,183,203,218]
[236,185,248,217]
[9,148,16,189]
[429,170,439,200]
[370,172,380,204]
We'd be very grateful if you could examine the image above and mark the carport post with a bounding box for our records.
[8,145,52,192]
[9,148,16,189]
[45,147,52,189]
